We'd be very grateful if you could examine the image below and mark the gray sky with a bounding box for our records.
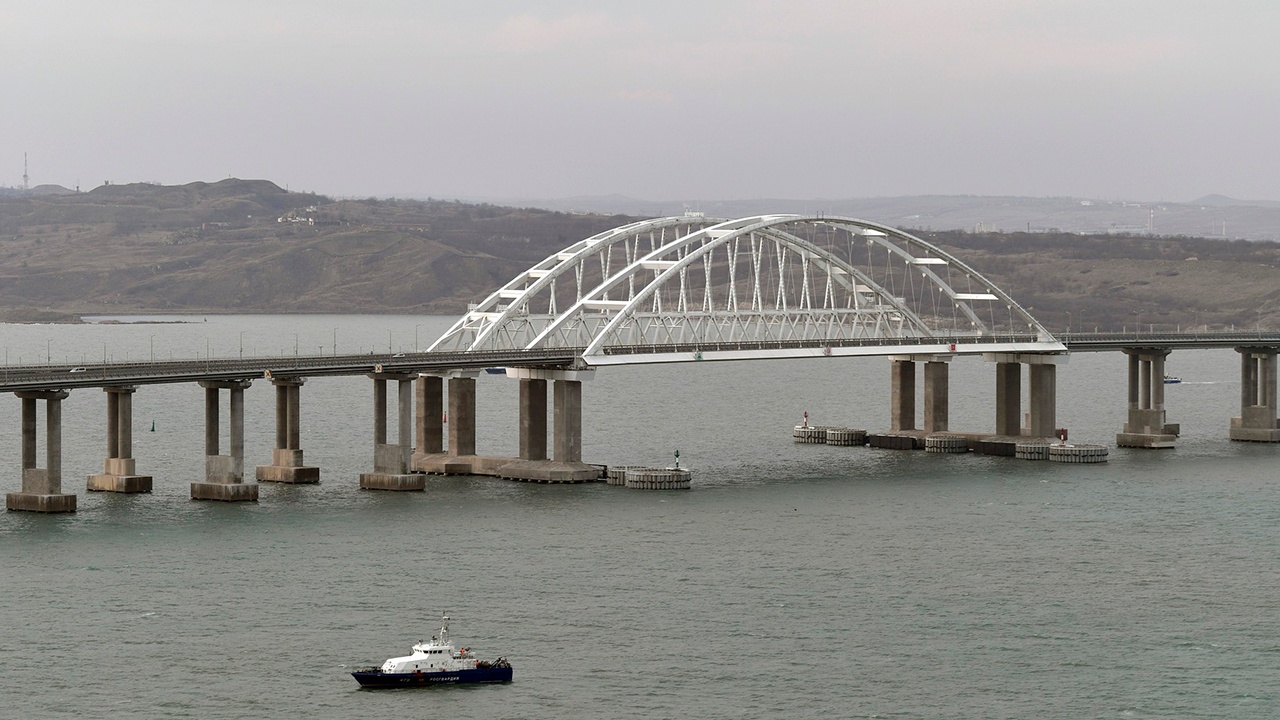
[4,1,1278,202]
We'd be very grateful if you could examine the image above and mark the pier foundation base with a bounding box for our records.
[88,475,153,493]
[496,459,603,483]
[189,482,259,501]
[88,456,153,493]
[6,491,77,512]
[256,449,320,484]
[358,473,427,491]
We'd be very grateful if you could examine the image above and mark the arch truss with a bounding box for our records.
[431,215,1064,365]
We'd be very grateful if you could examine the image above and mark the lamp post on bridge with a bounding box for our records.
[150,335,154,362]
[239,331,244,360]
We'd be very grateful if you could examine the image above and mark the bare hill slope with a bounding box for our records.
[1,179,1277,331]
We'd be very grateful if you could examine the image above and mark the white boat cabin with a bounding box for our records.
[380,615,479,674]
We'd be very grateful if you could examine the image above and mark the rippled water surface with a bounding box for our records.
[1,316,1277,719]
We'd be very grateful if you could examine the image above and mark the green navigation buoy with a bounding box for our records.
[150,420,155,432]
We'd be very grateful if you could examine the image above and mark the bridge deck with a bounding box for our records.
[1063,331,1280,351]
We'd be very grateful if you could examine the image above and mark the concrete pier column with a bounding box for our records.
[8,389,76,512]
[107,391,120,459]
[1241,350,1258,408]
[448,376,477,457]
[256,378,319,484]
[414,375,444,456]
[994,361,1022,436]
[1230,347,1280,441]
[1127,352,1140,411]
[1146,353,1157,409]
[1151,352,1167,411]
[553,378,583,463]
[204,385,219,455]
[89,387,153,493]
[519,378,548,461]
[889,359,916,431]
[192,379,257,501]
[373,378,387,446]
[1028,363,1057,438]
[21,397,36,471]
[1117,348,1179,448]
[923,360,950,433]
[398,377,412,451]
[360,373,424,491]
[273,384,288,449]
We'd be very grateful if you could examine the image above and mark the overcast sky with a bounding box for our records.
[3,1,1277,202]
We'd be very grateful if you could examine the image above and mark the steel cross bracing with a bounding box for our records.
[431,215,1064,365]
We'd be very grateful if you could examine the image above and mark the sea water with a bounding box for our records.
[0,315,1276,719]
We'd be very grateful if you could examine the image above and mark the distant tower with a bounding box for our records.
[22,152,29,191]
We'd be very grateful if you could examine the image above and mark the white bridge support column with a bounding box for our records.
[360,372,425,490]
[985,353,1066,438]
[88,386,154,493]
[7,389,76,512]
[1230,347,1280,441]
[256,378,320,483]
[192,379,257,501]
[1117,348,1179,448]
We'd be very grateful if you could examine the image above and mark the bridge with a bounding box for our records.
[6,214,1279,513]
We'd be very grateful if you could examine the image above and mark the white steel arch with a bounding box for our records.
[433,214,1064,364]
[429,215,720,352]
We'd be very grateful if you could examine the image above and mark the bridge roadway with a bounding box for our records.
[1062,330,1280,351]
[5,331,1279,393]
[0,333,1055,392]
[0,348,583,393]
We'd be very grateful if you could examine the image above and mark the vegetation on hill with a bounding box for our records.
[1,178,1277,331]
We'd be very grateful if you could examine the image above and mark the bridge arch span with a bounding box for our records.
[431,215,1063,364]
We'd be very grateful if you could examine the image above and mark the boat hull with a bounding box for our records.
[352,667,513,688]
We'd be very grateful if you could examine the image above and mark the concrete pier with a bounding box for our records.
[889,355,951,433]
[1230,347,1280,441]
[360,373,424,490]
[191,380,258,501]
[986,353,1065,438]
[890,358,915,431]
[1116,349,1179,448]
[88,386,154,492]
[414,371,479,476]
[492,368,601,482]
[7,389,76,512]
[256,378,320,483]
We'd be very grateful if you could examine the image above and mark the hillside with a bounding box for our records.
[1,178,1278,331]
[0,179,626,319]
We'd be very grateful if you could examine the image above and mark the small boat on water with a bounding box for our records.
[351,615,512,688]
[1164,375,1182,384]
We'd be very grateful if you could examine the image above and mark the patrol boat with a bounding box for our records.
[351,615,512,688]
